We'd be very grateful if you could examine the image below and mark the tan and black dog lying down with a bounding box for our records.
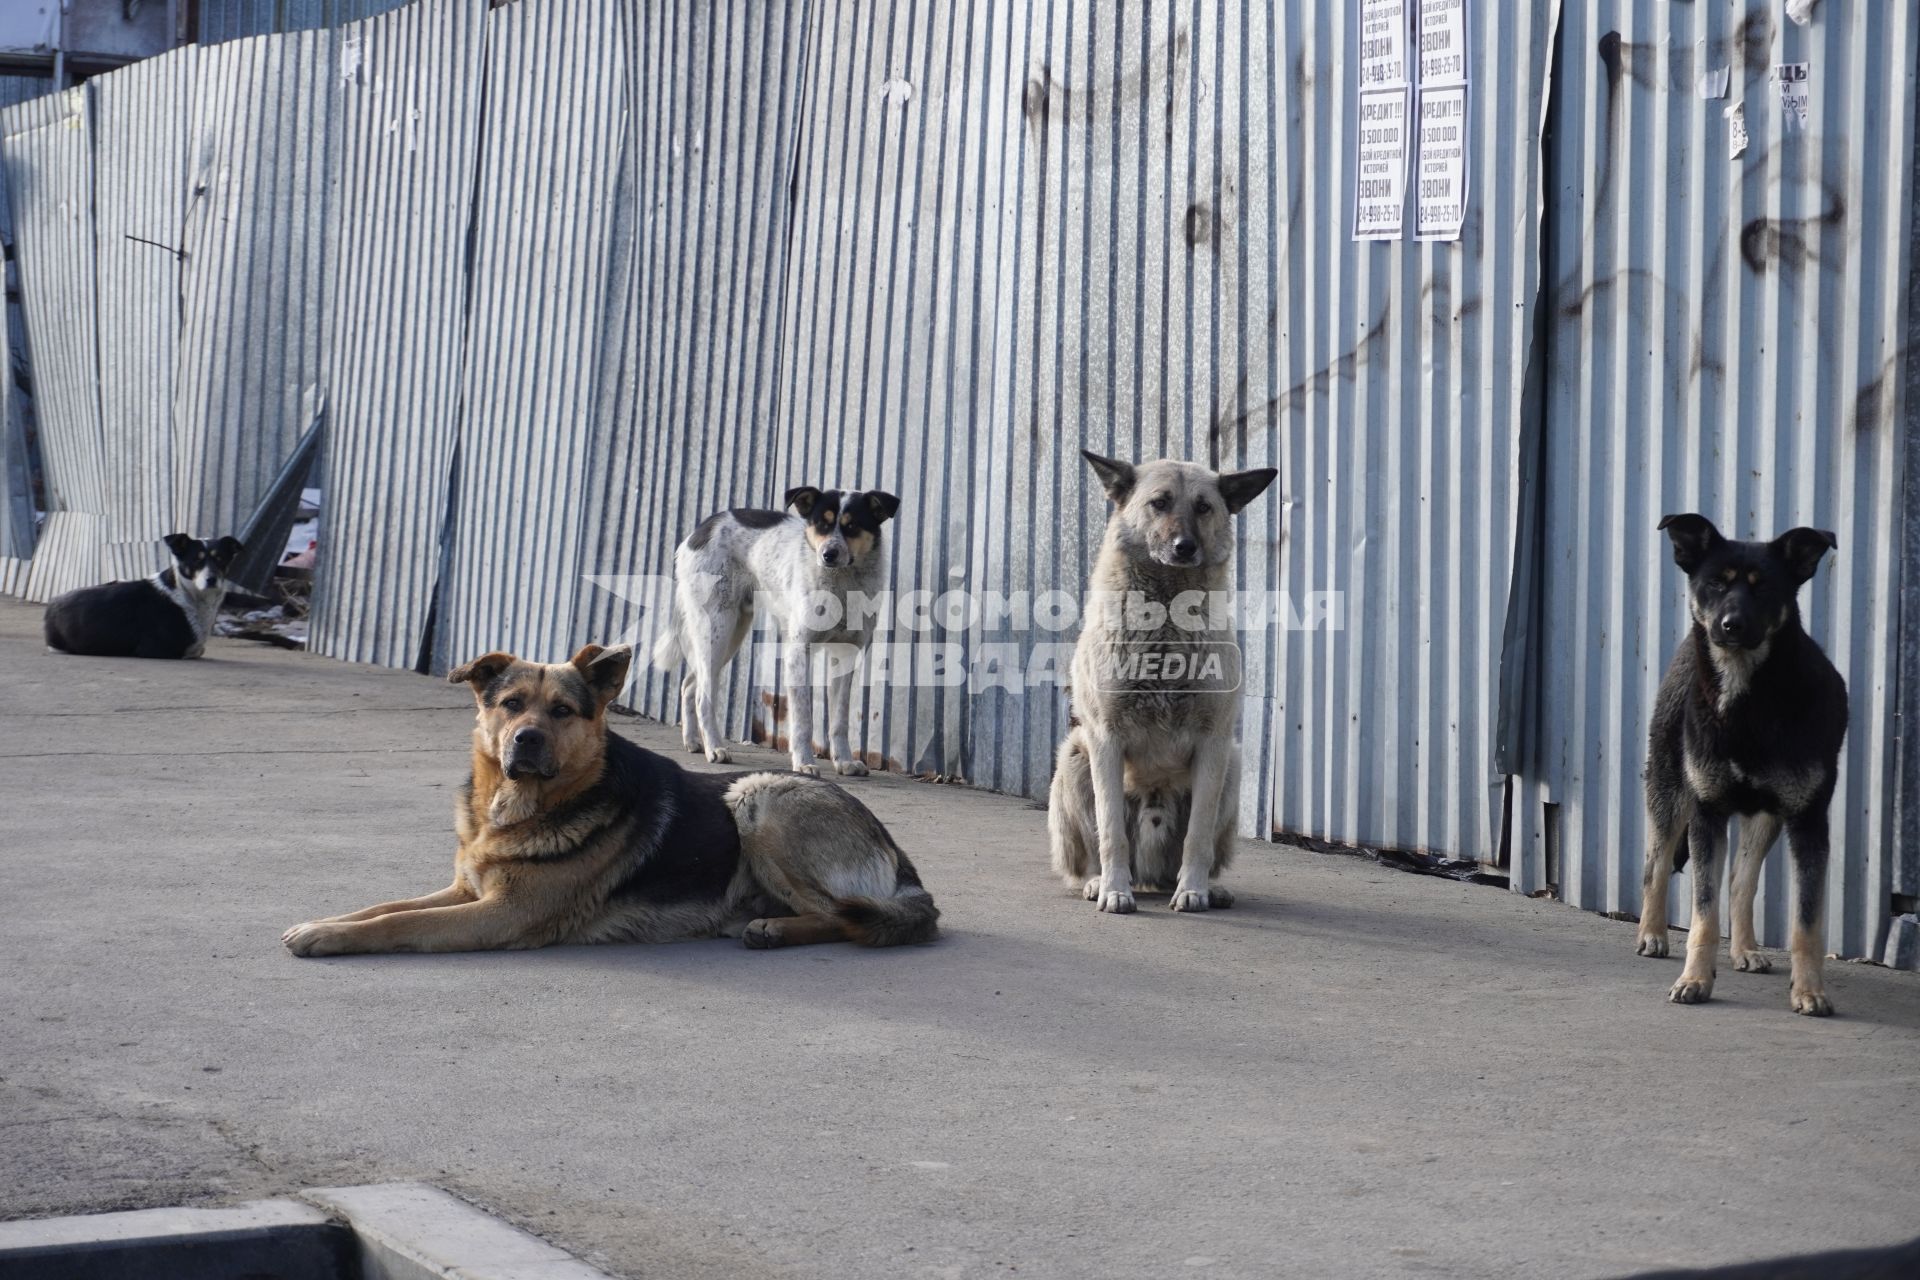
[282,644,937,957]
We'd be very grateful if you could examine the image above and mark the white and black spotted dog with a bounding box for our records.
[43,533,245,660]
[653,487,899,776]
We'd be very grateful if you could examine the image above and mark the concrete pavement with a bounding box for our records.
[2,597,1917,1279]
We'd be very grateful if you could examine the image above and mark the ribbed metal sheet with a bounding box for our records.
[576,0,812,725]
[435,0,630,670]
[735,2,1544,844]
[0,73,50,584]
[0,235,30,572]
[197,0,413,45]
[308,0,489,667]
[173,26,335,542]
[0,88,104,602]
[1517,0,1918,959]
[766,0,1008,778]
[92,47,199,578]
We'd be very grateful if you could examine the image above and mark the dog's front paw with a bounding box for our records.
[1208,886,1235,909]
[1081,877,1103,901]
[1732,948,1772,973]
[791,760,821,777]
[1636,929,1669,958]
[1790,986,1833,1017]
[705,746,733,764]
[683,738,704,755]
[1097,889,1137,914]
[283,922,344,958]
[833,759,869,777]
[742,918,784,949]
[1668,974,1715,1005]
[1170,889,1211,912]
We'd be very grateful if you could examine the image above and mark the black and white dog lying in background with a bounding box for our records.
[43,533,244,660]
[653,487,899,776]
[1637,513,1847,1016]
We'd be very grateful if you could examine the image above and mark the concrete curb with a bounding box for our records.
[301,1183,614,1280]
[0,1185,614,1280]
[0,1198,348,1280]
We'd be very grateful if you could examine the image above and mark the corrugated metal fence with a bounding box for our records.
[0,0,1913,961]
[1509,0,1919,963]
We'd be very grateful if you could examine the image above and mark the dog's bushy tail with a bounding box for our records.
[650,615,683,671]
[834,854,939,947]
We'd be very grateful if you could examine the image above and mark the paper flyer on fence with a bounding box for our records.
[1354,89,1411,240]
[1353,0,1411,241]
[1415,84,1469,241]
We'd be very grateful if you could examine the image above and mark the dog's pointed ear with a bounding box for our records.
[1082,451,1135,503]
[1657,513,1724,574]
[210,536,244,568]
[784,486,822,517]
[1771,527,1837,586]
[162,532,197,559]
[1218,467,1278,514]
[572,643,633,707]
[448,651,515,693]
[866,491,901,524]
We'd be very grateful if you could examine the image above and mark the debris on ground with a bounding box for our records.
[217,492,318,649]
[1366,845,1509,886]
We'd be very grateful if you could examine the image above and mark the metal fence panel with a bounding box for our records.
[92,47,200,579]
[577,0,812,734]
[590,0,1549,855]
[1525,0,1918,958]
[435,0,629,670]
[308,0,490,666]
[0,72,51,589]
[174,27,335,543]
[0,88,104,601]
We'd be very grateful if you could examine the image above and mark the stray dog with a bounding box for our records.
[43,533,244,659]
[653,487,899,776]
[1637,514,1847,1015]
[1049,452,1276,913]
[282,644,936,956]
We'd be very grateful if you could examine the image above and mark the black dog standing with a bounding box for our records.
[1636,514,1848,1016]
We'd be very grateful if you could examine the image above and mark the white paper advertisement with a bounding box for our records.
[1416,0,1469,88]
[1360,0,1410,91]
[1774,62,1811,133]
[1354,90,1411,240]
[1415,85,1469,241]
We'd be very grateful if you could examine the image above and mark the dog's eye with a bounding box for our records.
[502,697,524,713]
[551,704,574,720]
[1194,500,1213,516]
[1148,495,1170,512]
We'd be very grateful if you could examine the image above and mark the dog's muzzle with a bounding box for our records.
[1709,612,1766,650]
[819,540,850,568]
[503,727,555,780]
[1155,538,1203,568]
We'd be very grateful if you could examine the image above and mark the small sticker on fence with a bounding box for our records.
[1353,89,1410,240]
[1774,62,1811,132]
[1360,0,1410,90]
[1417,0,1470,88]
[1725,100,1749,159]
[1415,85,1468,241]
